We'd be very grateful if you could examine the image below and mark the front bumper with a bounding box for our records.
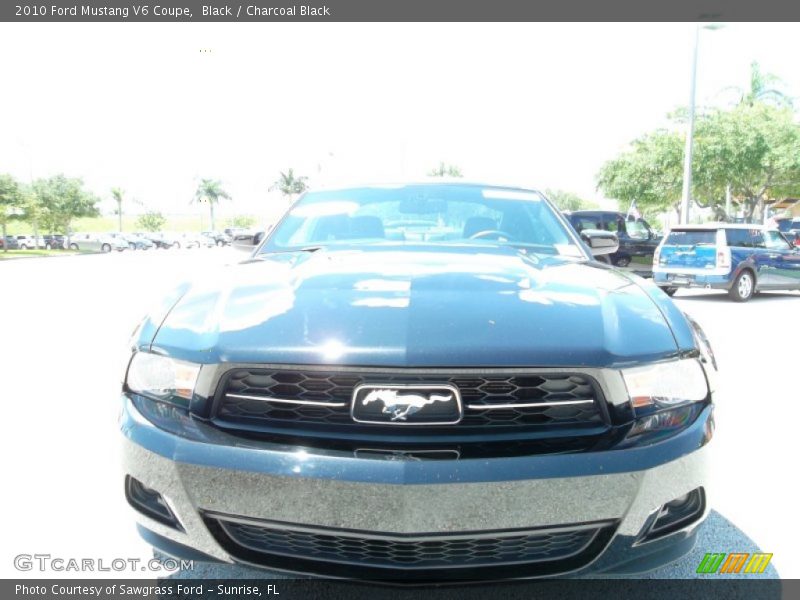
[120,395,712,581]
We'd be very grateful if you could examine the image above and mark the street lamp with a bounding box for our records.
[680,23,724,224]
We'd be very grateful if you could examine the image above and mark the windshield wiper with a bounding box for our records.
[243,246,324,263]
[256,246,324,257]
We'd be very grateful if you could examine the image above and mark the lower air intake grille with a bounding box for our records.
[204,513,614,574]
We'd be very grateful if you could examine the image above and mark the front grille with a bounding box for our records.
[214,368,606,431]
[204,513,615,578]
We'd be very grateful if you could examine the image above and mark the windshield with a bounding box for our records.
[260,184,583,257]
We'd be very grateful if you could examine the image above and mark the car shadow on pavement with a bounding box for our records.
[163,510,780,598]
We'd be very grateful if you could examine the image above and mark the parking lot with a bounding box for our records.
[0,249,796,579]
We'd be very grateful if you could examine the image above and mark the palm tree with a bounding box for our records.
[192,179,231,231]
[269,169,308,203]
[725,61,793,108]
[111,187,124,232]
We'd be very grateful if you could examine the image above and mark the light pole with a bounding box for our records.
[680,24,724,224]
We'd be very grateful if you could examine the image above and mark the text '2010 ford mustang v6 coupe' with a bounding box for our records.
[120,182,716,582]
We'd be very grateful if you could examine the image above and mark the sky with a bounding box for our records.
[2,22,800,222]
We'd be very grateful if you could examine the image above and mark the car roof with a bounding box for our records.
[567,210,622,216]
[305,179,545,195]
[669,222,767,230]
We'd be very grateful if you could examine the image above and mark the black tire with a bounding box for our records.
[101,243,111,253]
[20,244,28,250]
[614,256,631,268]
[69,243,79,251]
[216,239,224,247]
[729,270,755,302]
[45,243,52,250]
[173,242,181,250]
[662,287,678,297]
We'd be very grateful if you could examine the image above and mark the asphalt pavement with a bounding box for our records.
[0,249,795,581]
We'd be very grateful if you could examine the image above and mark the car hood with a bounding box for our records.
[147,246,691,368]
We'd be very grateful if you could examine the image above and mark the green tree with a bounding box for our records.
[31,175,100,239]
[270,169,308,203]
[227,215,256,229]
[0,174,23,252]
[598,104,800,222]
[136,211,166,232]
[693,104,800,220]
[428,162,463,177]
[597,129,686,220]
[111,187,125,232]
[544,189,598,212]
[192,179,231,231]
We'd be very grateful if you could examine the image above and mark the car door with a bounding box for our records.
[621,218,658,276]
[746,230,777,287]
[763,230,800,289]
[600,214,633,269]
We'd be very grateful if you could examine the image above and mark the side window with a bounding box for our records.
[764,230,790,250]
[626,219,650,240]
[750,230,765,248]
[604,217,621,233]
[725,229,749,248]
[575,218,601,232]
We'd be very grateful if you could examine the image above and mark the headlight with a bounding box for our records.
[620,358,710,441]
[622,358,708,413]
[125,352,201,408]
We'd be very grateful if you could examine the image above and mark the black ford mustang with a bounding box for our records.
[121,182,716,581]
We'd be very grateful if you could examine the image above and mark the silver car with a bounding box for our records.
[68,233,128,252]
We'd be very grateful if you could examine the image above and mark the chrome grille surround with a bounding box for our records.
[213,366,610,430]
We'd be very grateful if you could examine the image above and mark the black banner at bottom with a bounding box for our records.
[2,579,789,600]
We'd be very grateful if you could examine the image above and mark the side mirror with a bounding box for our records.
[580,229,620,257]
[232,231,261,252]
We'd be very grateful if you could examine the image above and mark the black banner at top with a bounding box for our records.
[3,0,800,22]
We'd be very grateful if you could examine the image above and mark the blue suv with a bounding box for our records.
[654,223,800,301]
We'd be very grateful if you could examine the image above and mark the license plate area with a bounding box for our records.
[669,274,694,284]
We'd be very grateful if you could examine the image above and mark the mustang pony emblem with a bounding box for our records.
[361,389,454,421]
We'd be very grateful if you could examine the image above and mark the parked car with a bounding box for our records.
[122,182,716,581]
[223,227,248,238]
[0,236,20,250]
[776,216,800,235]
[653,223,800,301]
[15,235,39,249]
[195,233,217,248]
[110,233,154,250]
[176,233,213,249]
[564,210,661,276]
[202,231,232,246]
[776,217,800,247]
[68,233,128,252]
[42,234,66,250]
[139,232,179,249]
